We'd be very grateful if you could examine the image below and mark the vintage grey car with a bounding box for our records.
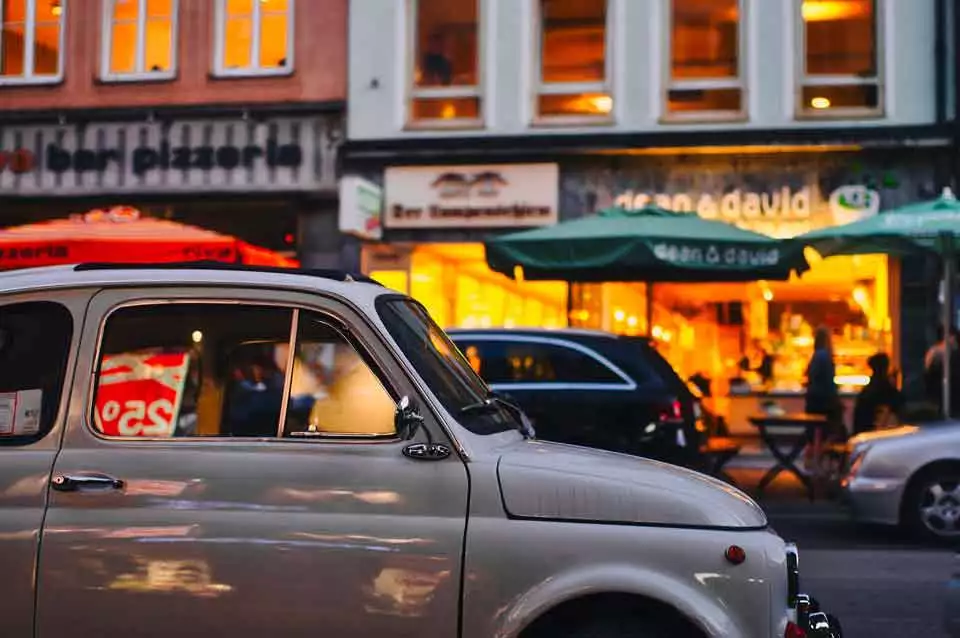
[843,421,960,542]
[0,263,839,638]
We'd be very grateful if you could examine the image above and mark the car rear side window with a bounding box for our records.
[0,301,73,445]
[454,339,626,385]
[91,303,397,440]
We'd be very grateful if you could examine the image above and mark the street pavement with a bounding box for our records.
[727,466,955,638]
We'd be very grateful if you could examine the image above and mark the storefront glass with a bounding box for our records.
[366,243,568,330]
[572,254,892,394]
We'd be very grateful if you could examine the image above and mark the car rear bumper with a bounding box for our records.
[794,593,844,637]
[785,544,843,637]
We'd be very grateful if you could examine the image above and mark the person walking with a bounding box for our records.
[804,326,844,474]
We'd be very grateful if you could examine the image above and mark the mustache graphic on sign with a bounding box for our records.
[430,172,509,198]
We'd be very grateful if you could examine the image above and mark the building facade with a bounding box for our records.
[343,0,959,415]
[0,0,347,267]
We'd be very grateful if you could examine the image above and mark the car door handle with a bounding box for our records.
[51,473,125,493]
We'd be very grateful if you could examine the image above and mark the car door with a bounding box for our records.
[36,287,468,638]
[0,294,81,638]
[452,335,637,451]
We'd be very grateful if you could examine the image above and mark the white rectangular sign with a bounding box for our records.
[338,176,383,241]
[0,389,43,436]
[384,163,559,229]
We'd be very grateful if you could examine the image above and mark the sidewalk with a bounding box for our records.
[719,434,834,503]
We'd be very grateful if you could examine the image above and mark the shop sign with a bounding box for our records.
[363,245,411,271]
[652,243,782,267]
[0,115,343,196]
[93,352,190,438]
[384,163,559,229]
[338,176,383,241]
[615,184,880,238]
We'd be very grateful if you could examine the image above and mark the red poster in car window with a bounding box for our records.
[94,352,191,437]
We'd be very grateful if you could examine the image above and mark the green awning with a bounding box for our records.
[485,205,807,282]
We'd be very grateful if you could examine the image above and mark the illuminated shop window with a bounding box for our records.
[408,0,482,127]
[798,0,881,115]
[103,0,177,80]
[215,0,292,77]
[0,0,64,84]
[534,0,611,122]
[372,245,567,330]
[666,0,744,120]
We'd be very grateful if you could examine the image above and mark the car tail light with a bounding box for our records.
[658,399,683,423]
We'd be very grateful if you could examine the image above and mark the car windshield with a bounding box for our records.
[377,297,519,435]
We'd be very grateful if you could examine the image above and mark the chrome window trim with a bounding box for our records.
[451,333,636,391]
[85,296,402,445]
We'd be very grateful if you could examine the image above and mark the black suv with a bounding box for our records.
[447,328,706,469]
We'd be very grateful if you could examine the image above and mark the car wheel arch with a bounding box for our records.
[899,459,960,526]
[517,592,709,638]
[490,564,736,638]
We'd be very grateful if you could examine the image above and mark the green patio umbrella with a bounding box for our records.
[791,187,960,416]
[797,187,960,257]
[485,205,807,284]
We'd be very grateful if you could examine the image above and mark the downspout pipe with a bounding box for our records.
[935,0,946,124]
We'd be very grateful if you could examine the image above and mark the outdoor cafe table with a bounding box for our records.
[748,412,829,501]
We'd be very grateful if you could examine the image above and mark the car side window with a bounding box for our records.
[0,301,73,444]
[91,303,397,441]
[455,339,625,385]
[93,303,293,438]
[283,312,396,438]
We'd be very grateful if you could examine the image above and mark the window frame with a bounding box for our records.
[450,334,637,392]
[99,0,179,83]
[661,0,747,123]
[212,0,295,79]
[86,298,403,445]
[530,0,615,127]
[794,0,884,119]
[0,0,66,86]
[404,0,485,130]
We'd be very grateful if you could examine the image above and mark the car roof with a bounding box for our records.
[0,263,392,305]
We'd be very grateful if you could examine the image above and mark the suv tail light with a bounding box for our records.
[657,399,684,424]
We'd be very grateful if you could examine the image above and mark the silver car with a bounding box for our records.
[0,263,839,638]
[842,421,960,542]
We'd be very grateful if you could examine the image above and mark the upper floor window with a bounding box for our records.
[666,0,743,120]
[102,0,177,81]
[0,0,64,85]
[408,0,481,128]
[214,0,293,77]
[534,0,611,123]
[798,0,880,116]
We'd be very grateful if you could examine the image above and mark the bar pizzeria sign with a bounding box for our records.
[652,243,782,267]
[0,116,342,195]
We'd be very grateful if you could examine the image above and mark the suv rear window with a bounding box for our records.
[611,336,691,398]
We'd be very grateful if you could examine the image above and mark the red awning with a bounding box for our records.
[0,207,299,270]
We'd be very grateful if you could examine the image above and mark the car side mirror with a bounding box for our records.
[395,395,425,441]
